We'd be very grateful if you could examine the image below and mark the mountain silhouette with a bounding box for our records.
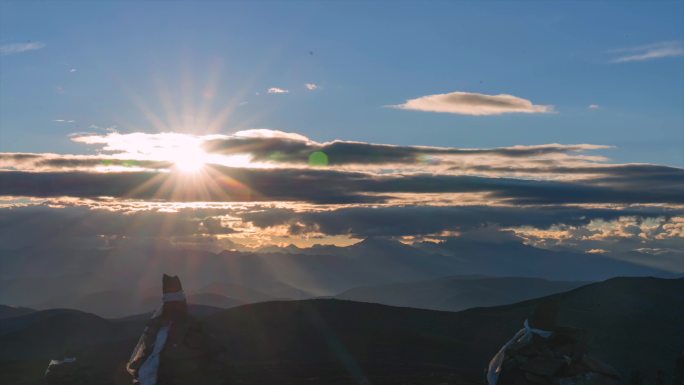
[2,237,675,314]
[337,276,588,311]
[0,304,34,320]
[0,277,681,384]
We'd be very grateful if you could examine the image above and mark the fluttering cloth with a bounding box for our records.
[129,291,185,385]
[136,324,170,385]
[162,291,186,303]
[486,319,554,385]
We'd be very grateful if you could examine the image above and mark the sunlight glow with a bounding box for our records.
[174,151,207,173]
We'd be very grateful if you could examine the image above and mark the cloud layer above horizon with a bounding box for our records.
[0,129,681,269]
[1,129,682,205]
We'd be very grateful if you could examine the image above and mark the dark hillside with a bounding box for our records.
[1,277,681,384]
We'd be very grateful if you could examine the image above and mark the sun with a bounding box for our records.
[172,145,208,173]
[175,155,206,173]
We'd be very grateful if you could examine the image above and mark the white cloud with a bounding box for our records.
[390,91,554,116]
[634,247,675,255]
[0,41,46,55]
[69,68,77,73]
[305,83,318,91]
[588,104,600,110]
[267,87,289,94]
[610,41,684,63]
[586,248,609,254]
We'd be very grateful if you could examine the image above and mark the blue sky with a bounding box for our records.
[1,1,683,165]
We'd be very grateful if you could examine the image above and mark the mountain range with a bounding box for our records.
[336,276,587,312]
[1,237,675,316]
[0,304,34,320]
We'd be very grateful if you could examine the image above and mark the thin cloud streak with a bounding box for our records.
[0,41,46,55]
[267,87,289,94]
[610,41,684,63]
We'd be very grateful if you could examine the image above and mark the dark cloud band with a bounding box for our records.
[0,153,172,170]
[0,164,682,205]
[202,137,606,165]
